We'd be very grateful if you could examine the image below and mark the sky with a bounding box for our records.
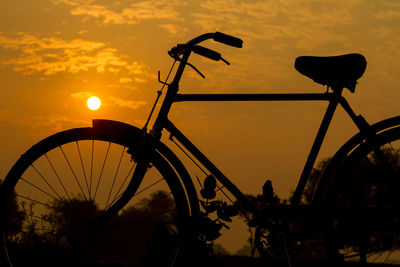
[1,0,400,253]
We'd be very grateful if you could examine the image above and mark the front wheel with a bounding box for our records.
[0,127,190,267]
[322,126,400,263]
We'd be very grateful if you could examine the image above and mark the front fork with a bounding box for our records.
[96,128,154,225]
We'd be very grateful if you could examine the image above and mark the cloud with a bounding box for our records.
[108,96,147,110]
[70,91,92,99]
[51,0,181,25]
[192,0,361,48]
[119,77,132,84]
[374,10,400,20]
[159,24,179,35]
[19,114,89,135]
[0,33,152,81]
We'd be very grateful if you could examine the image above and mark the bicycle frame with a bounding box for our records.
[169,91,369,209]
[146,33,370,217]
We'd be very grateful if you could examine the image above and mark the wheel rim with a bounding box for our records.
[1,128,188,266]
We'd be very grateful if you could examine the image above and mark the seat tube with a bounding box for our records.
[291,88,343,205]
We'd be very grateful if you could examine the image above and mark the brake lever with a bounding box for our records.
[168,51,205,78]
[220,57,230,65]
[187,62,205,78]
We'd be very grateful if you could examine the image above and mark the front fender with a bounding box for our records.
[92,119,200,215]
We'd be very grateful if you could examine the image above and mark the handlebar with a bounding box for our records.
[166,32,242,81]
[152,32,242,129]
[213,32,243,48]
[169,32,243,58]
[192,45,221,61]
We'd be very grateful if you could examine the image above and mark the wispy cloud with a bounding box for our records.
[159,24,179,35]
[70,91,92,99]
[18,114,90,135]
[108,96,147,110]
[0,33,152,82]
[192,0,360,49]
[374,10,400,20]
[51,0,181,25]
[119,77,132,84]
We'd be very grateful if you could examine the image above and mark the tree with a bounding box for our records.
[325,146,400,261]
[302,158,330,204]
[235,191,286,258]
[0,179,25,238]
[6,189,178,265]
[212,243,230,255]
[235,244,251,256]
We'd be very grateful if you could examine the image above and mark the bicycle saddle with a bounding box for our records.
[294,53,367,92]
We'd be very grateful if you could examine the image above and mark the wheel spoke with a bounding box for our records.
[109,175,165,209]
[109,162,136,206]
[383,250,394,263]
[30,164,63,202]
[19,177,61,203]
[59,146,87,201]
[89,140,94,202]
[105,146,126,209]
[371,249,385,263]
[76,141,90,201]
[133,177,166,200]
[45,153,72,201]
[2,128,187,266]
[93,141,111,201]
[16,193,56,210]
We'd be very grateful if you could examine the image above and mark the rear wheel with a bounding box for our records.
[0,127,189,267]
[324,126,400,263]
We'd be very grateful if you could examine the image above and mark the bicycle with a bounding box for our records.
[1,32,399,267]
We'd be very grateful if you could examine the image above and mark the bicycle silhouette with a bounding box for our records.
[1,32,399,266]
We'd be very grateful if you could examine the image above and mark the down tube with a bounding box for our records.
[165,120,259,215]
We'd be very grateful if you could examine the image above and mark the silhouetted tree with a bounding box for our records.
[235,146,400,261]
[235,244,251,256]
[110,190,178,265]
[44,197,99,249]
[6,189,178,266]
[0,179,25,238]
[302,158,330,204]
[212,243,230,255]
[327,146,400,261]
[235,192,285,258]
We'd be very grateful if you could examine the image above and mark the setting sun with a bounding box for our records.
[87,96,101,110]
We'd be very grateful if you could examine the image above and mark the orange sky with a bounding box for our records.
[1,0,400,252]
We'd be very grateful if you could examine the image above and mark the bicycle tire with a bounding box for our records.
[321,125,400,263]
[0,126,190,267]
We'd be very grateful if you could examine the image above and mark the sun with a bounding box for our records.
[87,96,101,110]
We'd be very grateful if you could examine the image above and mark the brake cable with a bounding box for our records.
[143,59,177,130]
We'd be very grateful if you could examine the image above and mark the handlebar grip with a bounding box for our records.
[213,32,243,48]
[192,45,221,61]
